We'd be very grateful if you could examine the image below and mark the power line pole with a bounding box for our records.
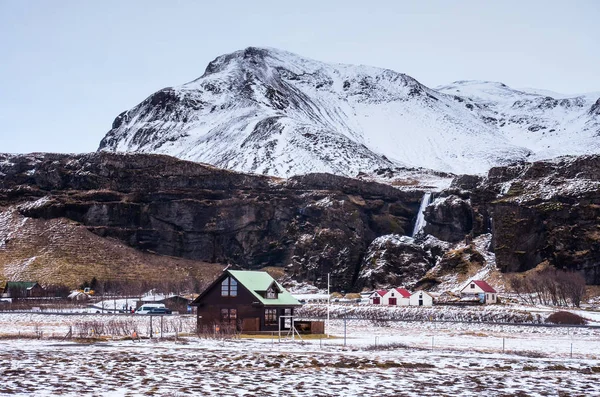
[327,273,330,339]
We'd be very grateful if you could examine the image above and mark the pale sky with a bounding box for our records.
[1,0,599,154]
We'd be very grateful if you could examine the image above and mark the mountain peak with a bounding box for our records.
[203,47,270,75]
[201,47,316,78]
[99,48,600,178]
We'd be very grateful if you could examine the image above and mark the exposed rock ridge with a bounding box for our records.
[423,155,600,284]
[0,152,422,290]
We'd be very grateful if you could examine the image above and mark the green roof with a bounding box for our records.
[6,281,38,289]
[228,270,300,307]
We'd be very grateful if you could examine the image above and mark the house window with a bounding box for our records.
[220,308,237,323]
[470,283,475,289]
[221,277,238,297]
[265,308,277,325]
[266,288,277,299]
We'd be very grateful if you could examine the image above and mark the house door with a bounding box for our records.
[373,297,380,304]
[419,299,423,306]
[281,308,292,330]
[388,298,397,306]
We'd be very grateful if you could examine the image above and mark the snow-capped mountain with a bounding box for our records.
[99,47,600,177]
[436,81,600,163]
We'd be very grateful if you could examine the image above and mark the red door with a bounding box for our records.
[388,298,397,306]
[373,297,380,304]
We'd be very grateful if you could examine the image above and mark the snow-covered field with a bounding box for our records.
[1,314,599,396]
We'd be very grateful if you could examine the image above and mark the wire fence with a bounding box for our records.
[0,313,197,340]
[293,317,600,360]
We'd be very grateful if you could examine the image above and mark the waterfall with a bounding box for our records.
[411,192,432,237]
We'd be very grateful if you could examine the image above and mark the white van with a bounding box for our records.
[135,303,166,314]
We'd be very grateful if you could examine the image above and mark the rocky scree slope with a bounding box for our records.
[99,47,600,177]
[0,153,422,290]
[424,155,600,285]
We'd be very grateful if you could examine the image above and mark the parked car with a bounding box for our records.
[135,303,167,314]
[148,307,172,315]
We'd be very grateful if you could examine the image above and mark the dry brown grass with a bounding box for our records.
[260,266,286,281]
[390,179,419,186]
[585,285,600,300]
[0,208,224,288]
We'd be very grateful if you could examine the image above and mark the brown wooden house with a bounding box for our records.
[191,270,301,332]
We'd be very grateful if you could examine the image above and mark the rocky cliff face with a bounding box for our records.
[4,151,599,289]
[424,155,600,285]
[354,234,450,290]
[0,153,422,290]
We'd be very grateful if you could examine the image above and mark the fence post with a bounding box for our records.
[431,336,434,351]
[150,316,153,339]
[344,318,347,347]
[571,343,573,359]
[160,316,163,339]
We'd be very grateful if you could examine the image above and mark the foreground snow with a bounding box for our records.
[0,314,599,396]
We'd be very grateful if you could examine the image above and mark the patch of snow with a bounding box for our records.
[16,196,51,211]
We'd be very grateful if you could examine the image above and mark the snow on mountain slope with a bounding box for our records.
[437,81,600,161]
[99,47,600,177]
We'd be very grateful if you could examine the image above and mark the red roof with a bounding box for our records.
[394,288,411,298]
[471,280,496,293]
[375,289,387,297]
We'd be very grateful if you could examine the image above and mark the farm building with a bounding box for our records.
[435,291,460,303]
[138,294,194,313]
[1,282,44,298]
[383,288,411,306]
[191,270,301,332]
[409,290,434,306]
[460,280,497,304]
[369,290,387,305]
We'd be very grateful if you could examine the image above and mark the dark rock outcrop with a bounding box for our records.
[431,156,600,285]
[354,235,435,290]
[590,97,600,116]
[423,195,473,242]
[450,174,483,191]
[0,152,422,290]
[417,155,600,285]
[480,157,600,284]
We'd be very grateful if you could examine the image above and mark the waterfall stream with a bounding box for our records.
[411,192,432,237]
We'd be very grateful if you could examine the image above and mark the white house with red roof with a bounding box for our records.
[369,290,387,305]
[460,280,497,304]
[409,290,434,306]
[383,288,411,306]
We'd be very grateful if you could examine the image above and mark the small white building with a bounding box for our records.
[409,290,434,306]
[460,280,497,304]
[369,290,387,305]
[384,288,411,306]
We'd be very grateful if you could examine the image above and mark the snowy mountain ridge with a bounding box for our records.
[99,47,600,177]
